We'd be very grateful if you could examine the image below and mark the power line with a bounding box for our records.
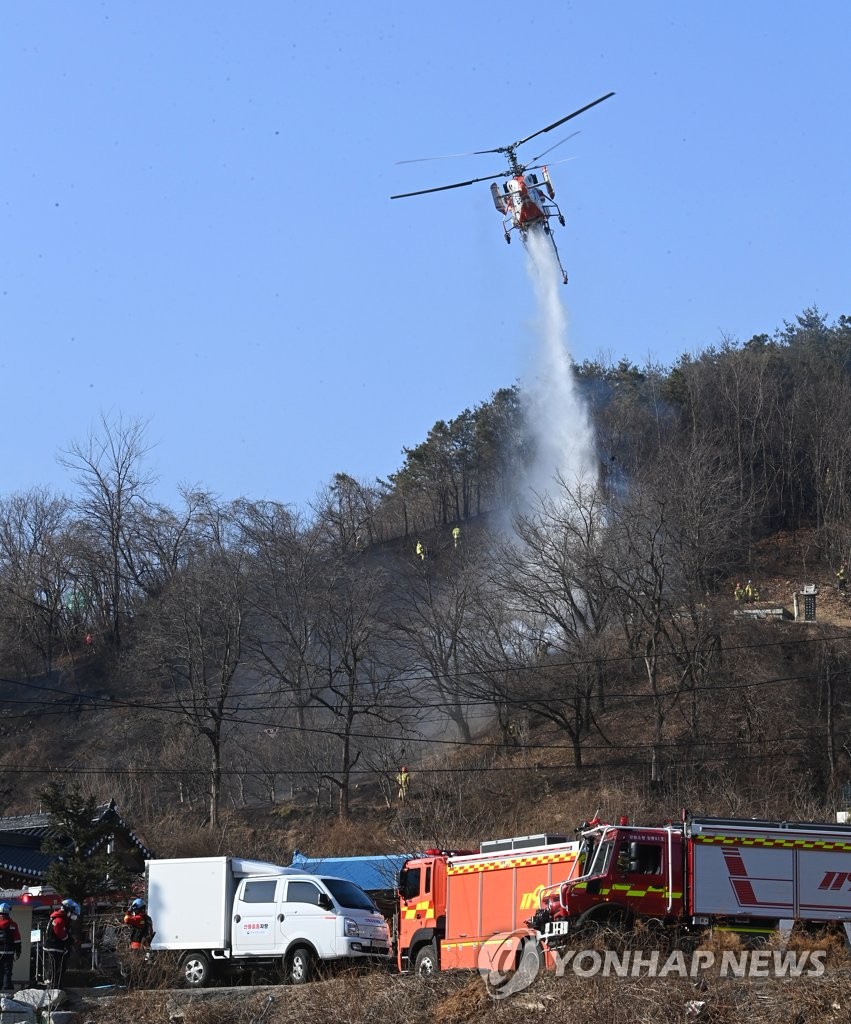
[0,662,843,722]
[11,606,851,708]
[0,739,822,779]
[4,623,848,710]
[0,630,845,781]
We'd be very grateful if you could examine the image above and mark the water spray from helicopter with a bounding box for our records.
[520,225,598,505]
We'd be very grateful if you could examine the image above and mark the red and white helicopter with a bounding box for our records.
[391,92,614,284]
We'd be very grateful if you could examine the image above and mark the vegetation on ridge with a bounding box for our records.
[0,308,849,851]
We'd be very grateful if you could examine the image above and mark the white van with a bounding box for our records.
[148,857,392,986]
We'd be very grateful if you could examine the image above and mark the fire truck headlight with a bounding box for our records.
[344,918,361,937]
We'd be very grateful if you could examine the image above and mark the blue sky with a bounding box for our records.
[2,2,849,511]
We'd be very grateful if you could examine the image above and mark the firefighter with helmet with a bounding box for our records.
[0,902,21,993]
[43,898,80,990]
[123,897,155,950]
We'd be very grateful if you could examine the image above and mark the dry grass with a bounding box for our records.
[75,942,851,1024]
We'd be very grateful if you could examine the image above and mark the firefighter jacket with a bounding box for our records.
[123,911,154,948]
[43,910,73,954]
[0,917,21,957]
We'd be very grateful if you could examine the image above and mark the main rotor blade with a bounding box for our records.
[530,130,581,164]
[516,92,614,148]
[523,156,576,173]
[395,150,481,165]
[391,171,506,199]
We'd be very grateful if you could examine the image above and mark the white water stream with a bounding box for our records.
[520,226,597,503]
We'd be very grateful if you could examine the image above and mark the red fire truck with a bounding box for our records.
[530,814,851,943]
[397,834,581,973]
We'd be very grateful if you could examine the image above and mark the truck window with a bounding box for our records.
[322,878,377,911]
[286,881,322,905]
[242,880,278,903]
[589,839,615,876]
[630,843,662,875]
[398,867,421,901]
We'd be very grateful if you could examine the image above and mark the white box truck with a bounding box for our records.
[147,856,392,986]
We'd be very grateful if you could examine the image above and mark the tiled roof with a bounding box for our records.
[0,846,52,879]
[0,799,153,881]
[0,800,121,836]
[0,813,51,836]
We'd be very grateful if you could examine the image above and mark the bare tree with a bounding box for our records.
[386,538,482,743]
[605,485,679,783]
[308,561,399,820]
[466,478,614,768]
[58,413,156,652]
[603,479,726,781]
[0,488,76,675]
[238,500,322,732]
[314,473,384,553]
[139,496,249,829]
[120,486,210,601]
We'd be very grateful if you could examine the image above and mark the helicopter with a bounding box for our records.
[391,92,614,284]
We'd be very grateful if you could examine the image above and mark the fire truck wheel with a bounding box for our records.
[518,940,544,973]
[414,943,438,976]
[287,946,316,985]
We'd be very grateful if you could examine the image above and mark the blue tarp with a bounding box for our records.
[289,851,413,892]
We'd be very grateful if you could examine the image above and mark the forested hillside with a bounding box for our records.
[1,307,850,854]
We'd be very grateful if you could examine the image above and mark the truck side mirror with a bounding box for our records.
[318,893,333,910]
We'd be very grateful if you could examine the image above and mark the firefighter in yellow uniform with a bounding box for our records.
[396,766,410,802]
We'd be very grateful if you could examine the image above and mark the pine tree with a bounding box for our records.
[39,782,132,907]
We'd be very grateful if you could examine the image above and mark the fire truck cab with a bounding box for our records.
[532,815,851,943]
[532,821,685,938]
[397,852,448,973]
[397,835,580,974]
